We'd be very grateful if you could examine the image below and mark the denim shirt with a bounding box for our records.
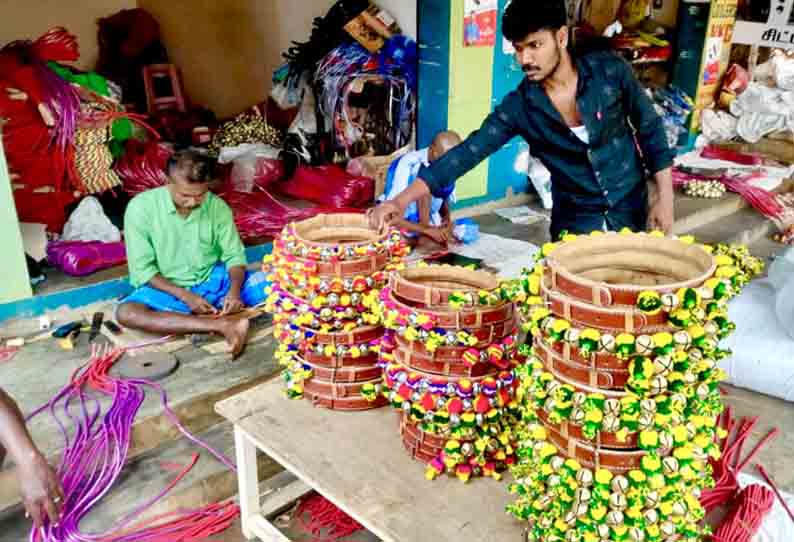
[418,51,675,239]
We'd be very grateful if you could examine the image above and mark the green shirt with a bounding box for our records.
[124,187,247,288]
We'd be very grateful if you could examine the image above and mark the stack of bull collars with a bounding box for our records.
[373,265,528,482]
[264,213,410,411]
[507,231,764,542]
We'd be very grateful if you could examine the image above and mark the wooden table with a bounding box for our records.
[215,379,527,542]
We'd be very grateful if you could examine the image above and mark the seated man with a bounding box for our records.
[378,131,462,246]
[117,150,267,358]
[1,387,63,528]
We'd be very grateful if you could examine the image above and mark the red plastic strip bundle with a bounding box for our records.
[711,484,775,542]
[274,165,375,208]
[700,408,779,512]
[294,493,363,542]
[30,27,80,63]
[701,145,764,166]
[673,168,785,219]
[26,346,239,542]
[115,140,173,197]
[218,187,363,241]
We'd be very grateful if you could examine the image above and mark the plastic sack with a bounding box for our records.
[453,218,479,245]
[222,144,283,192]
[46,240,127,276]
[61,197,122,243]
[773,53,794,91]
[275,165,374,208]
[528,156,553,210]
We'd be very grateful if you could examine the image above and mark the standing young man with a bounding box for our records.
[370,0,675,239]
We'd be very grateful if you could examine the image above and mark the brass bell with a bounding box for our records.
[644,491,660,508]
[661,293,679,311]
[653,355,673,375]
[550,456,565,472]
[644,509,659,524]
[606,510,624,526]
[672,330,691,349]
[609,492,628,511]
[574,487,591,503]
[565,327,580,344]
[671,501,687,516]
[600,333,617,353]
[635,335,654,355]
[640,399,657,413]
[650,375,668,395]
[658,431,674,450]
[576,468,594,487]
[629,526,646,542]
[638,412,655,431]
[602,415,620,433]
[611,475,629,494]
[604,398,621,417]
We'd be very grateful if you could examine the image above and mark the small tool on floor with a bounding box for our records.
[89,312,105,342]
[52,321,83,339]
[58,329,81,350]
[104,320,124,336]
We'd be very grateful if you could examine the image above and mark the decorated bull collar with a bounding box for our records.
[508,414,716,542]
[379,330,521,371]
[274,225,407,262]
[519,357,725,445]
[447,280,527,310]
[374,288,484,350]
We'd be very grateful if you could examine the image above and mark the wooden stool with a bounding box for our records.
[142,64,187,114]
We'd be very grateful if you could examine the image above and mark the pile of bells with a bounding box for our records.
[684,180,726,199]
[369,265,527,482]
[506,230,763,542]
[263,214,410,411]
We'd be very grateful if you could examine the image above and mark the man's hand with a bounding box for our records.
[182,292,218,315]
[367,202,402,232]
[422,225,450,245]
[221,294,244,316]
[18,451,63,528]
[647,192,674,234]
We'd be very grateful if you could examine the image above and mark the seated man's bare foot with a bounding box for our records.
[218,317,250,359]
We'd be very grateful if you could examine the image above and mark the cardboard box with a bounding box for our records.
[344,3,400,53]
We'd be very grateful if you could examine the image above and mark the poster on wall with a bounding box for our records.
[464,0,498,47]
[691,0,738,133]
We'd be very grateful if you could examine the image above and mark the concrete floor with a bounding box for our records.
[1,204,793,542]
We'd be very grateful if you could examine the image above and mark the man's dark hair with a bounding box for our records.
[502,0,567,43]
[166,150,215,183]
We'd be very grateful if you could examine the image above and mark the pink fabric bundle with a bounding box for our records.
[47,240,127,276]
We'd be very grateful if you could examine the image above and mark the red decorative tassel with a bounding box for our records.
[711,484,774,542]
[294,493,364,542]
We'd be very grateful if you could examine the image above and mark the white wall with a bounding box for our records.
[378,0,417,40]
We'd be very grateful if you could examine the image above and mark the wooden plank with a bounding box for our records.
[217,380,526,542]
[259,471,312,517]
[236,426,261,540]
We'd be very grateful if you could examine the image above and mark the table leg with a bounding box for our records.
[235,425,260,540]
